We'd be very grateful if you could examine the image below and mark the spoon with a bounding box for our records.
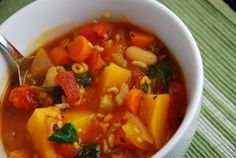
[0,34,34,85]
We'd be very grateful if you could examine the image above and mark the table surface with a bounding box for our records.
[0,0,236,157]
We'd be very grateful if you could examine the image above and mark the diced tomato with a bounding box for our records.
[79,23,98,44]
[9,84,40,110]
[56,72,80,104]
[79,22,112,44]
[87,53,106,75]
[92,23,111,37]
[52,142,77,158]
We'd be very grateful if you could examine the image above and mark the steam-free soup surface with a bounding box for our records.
[1,21,187,158]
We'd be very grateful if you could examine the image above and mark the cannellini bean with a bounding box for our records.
[126,46,157,65]
[45,66,65,87]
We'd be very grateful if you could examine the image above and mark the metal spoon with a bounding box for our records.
[0,34,34,85]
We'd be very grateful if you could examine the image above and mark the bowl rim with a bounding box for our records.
[146,0,203,157]
[0,0,204,157]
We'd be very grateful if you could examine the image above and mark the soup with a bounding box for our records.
[1,21,187,158]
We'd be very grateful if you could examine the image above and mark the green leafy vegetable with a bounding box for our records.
[140,83,148,93]
[147,63,170,91]
[76,144,100,158]
[31,86,64,103]
[76,73,92,87]
[48,123,78,143]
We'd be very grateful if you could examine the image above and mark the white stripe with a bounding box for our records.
[198,114,236,157]
[202,96,236,135]
[204,78,236,113]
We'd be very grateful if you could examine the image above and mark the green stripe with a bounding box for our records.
[160,0,236,157]
[186,131,225,158]
[187,0,236,42]
[206,0,236,25]
[201,104,236,146]
[204,87,236,124]
[161,0,236,106]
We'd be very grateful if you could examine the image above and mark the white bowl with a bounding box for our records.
[0,0,203,157]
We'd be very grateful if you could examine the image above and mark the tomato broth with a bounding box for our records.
[1,21,187,158]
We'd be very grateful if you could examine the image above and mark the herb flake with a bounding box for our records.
[48,123,78,143]
[76,144,100,158]
[140,83,148,93]
[76,73,92,87]
[147,63,170,91]
[31,86,64,104]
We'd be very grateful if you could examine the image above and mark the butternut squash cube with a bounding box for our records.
[122,112,153,149]
[30,48,53,79]
[143,94,170,149]
[27,107,62,158]
[99,63,131,94]
[63,110,94,133]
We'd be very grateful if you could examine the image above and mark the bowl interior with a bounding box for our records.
[0,0,203,157]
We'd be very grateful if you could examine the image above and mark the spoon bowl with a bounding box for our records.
[0,34,34,85]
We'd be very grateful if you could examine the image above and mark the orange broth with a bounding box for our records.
[1,21,187,158]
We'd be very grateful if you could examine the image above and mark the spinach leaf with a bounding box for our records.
[140,83,148,93]
[31,86,64,103]
[147,63,170,91]
[76,73,92,87]
[49,86,65,103]
[48,123,78,143]
[76,144,100,158]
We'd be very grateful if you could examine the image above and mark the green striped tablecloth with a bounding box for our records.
[0,0,236,157]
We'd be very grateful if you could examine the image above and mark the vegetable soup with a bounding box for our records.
[1,21,187,158]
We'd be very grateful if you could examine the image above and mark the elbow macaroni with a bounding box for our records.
[72,63,88,74]
[140,75,152,94]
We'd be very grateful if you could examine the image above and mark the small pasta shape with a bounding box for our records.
[45,66,65,87]
[140,75,152,94]
[132,60,147,69]
[140,75,152,85]
[72,62,88,74]
[115,83,129,106]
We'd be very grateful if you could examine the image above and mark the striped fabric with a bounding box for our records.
[0,0,235,157]
[159,0,236,157]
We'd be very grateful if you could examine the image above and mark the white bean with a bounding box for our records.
[45,66,65,87]
[126,46,157,65]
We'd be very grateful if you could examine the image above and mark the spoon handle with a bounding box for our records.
[0,34,24,64]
